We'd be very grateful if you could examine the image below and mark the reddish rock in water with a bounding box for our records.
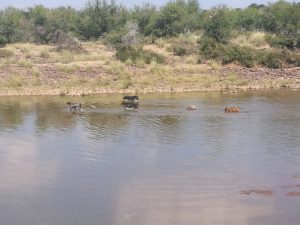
[286,192,300,197]
[293,175,300,179]
[240,189,273,197]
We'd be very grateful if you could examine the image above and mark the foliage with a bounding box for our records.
[75,0,127,40]
[266,34,300,49]
[173,46,187,56]
[106,20,140,47]
[0,35,8,47]
[202,6,233,43]
[0,0,299,69]
[146,0,201,37]
[258,50,283,68]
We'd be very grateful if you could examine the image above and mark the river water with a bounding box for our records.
[0,90,300,225]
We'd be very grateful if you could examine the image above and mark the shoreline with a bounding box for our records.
[0,83,299,97]
[0,65,299,96]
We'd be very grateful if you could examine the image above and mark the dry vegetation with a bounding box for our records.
[0,34,300,96]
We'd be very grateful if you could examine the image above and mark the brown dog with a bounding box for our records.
[225,107,240,112]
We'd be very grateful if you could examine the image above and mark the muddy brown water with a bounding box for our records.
[0,90,300,225]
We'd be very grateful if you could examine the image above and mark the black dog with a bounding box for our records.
[123,102,139,110]
[66,102,82,112]
[123,96,138,101]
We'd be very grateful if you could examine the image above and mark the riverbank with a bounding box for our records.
[1,42,300,96]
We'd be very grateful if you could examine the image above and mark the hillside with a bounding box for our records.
[0,33,300,96]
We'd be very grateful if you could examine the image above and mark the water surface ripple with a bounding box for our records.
[0,90,300,225]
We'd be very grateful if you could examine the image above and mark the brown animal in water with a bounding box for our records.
[186,105,197,110]
[225,107,240,112]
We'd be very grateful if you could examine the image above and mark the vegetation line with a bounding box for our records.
[0,1,299,96]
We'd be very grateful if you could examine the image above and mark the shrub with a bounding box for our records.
[198,37,223,59]
[173,46,187,56]
[199,37,255,67]
[223,45,255,67]
[258,51,283,68]
[292,54,300,67]
[266,34,299,49]
[0,36,8,48]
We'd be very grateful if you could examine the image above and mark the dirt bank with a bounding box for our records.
[0,43,300,96]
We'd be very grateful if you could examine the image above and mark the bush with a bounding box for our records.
[172,46,187,56]
[171,38,198,56]
[222,45,255,67]
[0,36,8,48]
[266,34,299,49]
[199,37,255,67]
[292,54,300,67]
[198,37,223,59]
[116,47,165,64]
[258,50,283,68]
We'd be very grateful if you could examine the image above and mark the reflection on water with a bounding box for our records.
[0,90,300,225]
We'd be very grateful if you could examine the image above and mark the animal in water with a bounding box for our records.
[225,107,240,112]
[123,95,139,101]
[66,102,82,112]
[124,103,139,110]
[122,95,139,110]
[186,105,197,110]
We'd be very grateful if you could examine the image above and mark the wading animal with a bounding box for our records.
[66,102,82,112]
[186,105,197,110]
[123,95,139,101]
[124,103,139,110]
[122,95,139,109]
[225,107,240,112]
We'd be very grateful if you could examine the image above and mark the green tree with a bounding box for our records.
[75,0,125,40]
[202,6,232,43]
[0,7,26,43]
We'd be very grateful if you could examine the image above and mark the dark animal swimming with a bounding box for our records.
[66,102,82,112]
[122,95,139,109]
[123,96,139,101]
[124,103,139,110]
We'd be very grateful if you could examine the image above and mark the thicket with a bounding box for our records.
[0,0,299,67]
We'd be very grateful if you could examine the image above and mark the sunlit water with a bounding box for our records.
[1,90,300,225]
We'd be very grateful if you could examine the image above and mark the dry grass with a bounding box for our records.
[2,73,26,88]
[17,60,33,68]
[1,38,298,96]
[57,64,81,74]
[40,49,50,58]
[0,48,14,58]
[232,32,269,49]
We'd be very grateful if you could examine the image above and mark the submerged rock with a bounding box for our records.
[240,189,273,197]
